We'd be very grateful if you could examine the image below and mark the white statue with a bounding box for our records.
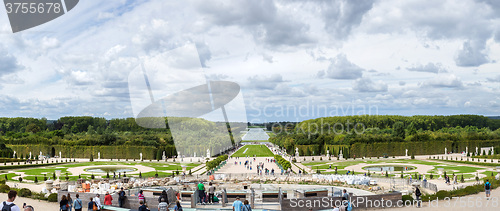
[466,147,468,154]
[59,151,61,158]
[295,147,299,157]
[444,148,447,154]
[163,151,166,161]
[339,150,343,159]
[13,151,16,158]
[40,151,42,157]
[29,152,32,159]
[98,152,100,160]
[327,150,330,157]
[140,153,143,161]
[206,149,210,158]
[405,149,408,157]
[476,147,478,155]
[194,152,197,158]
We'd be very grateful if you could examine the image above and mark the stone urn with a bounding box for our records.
[46,180,54,192]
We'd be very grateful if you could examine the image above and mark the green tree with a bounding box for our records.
[393,122,405,139]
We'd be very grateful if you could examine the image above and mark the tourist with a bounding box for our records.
[138,200,148,211]
[138,190,145,204]
[87,198,94,211]
[93,194,102,210]
[73,194,82,211]
[232,196,243,211]
[67,194,73,211]
[158,198,168,211]
[332,205,339,211]
[0,190,20,211]
[23,205,34,211]
[173,200,182,211]
[414,186,421,208]
[157,190,168,205]
[208,182,215,204]
[485,179,492,200]
[118,187,126,207]
[342,189,348,201]
[198,182,205,204]
[60,195,69,211]
[241,200,251,211]
[104,192,113,206]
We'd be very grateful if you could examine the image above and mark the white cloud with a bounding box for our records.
[407,62,448,73]
[423,74,464,89]
[353,77,388,92]
[323,54,364,80]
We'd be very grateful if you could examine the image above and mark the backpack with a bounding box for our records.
[242,204,252,211]
[485,182,491,190]
[1,202,15,211]
[119,191,126,200]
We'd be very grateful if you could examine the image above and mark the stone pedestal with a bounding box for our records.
[46,180,53,192]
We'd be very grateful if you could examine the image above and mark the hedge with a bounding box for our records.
[274,155,292,172]
[350,140,500,157]
[7,145,166,160]
[206,155,228,170]
[0,162,68,171]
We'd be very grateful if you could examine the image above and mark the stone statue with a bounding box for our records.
[326,150,330,157]
[59,151,62,158]
[194,152,197,158]
[29,152,31,159]
[13,151,16,158]
[405,149,408,157]
[163,151,167,161]
[476,147,478,155]
[207,149,210,158]
[444,148,447,154]
[140,153,143,161]
[466,147,468,154]
[98,152,100,160]
[295,147,299,157]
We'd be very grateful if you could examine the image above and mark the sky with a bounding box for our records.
[0,0,500,123]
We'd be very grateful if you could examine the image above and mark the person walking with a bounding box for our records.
[197,182,205,204]
[118,187,126,207]
[241,200,252,211]
[73,194,83,211]
[173,200,183,211]
[138,200,148,211]
[158,190,169,205]
[138,190,145,204]
[87,198,94,211]
[104,192,113,206]
[415,186,422,208]
[158,198,168,211]
[0,190,20,211]
[67,194,73,211]
[60,195,69,211]
[232,196,243,211]
[93,194,101,211]
[208,182,215,204]
[485,179,492,200]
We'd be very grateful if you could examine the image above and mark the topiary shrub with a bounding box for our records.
[48,193,58,202]
[19,188,32,197]
[0,179,5,185]
[18,177,22,183]
[34,176,38,183]
[0,184,10,193]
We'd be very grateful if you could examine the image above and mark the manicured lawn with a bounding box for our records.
[232,145,274,157]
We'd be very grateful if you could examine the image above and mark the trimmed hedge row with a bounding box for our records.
[351,140,500,157]
[7,145,161,160]
[206,155,228,170]
[274,155,292,172]
[0,162,68,170]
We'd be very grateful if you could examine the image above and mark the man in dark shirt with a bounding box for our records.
[138,200,149,211]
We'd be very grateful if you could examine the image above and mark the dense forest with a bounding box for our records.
[269,115,500,157]
[0,117,244,159]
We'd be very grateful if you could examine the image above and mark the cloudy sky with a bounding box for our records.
[1,0,500,123]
